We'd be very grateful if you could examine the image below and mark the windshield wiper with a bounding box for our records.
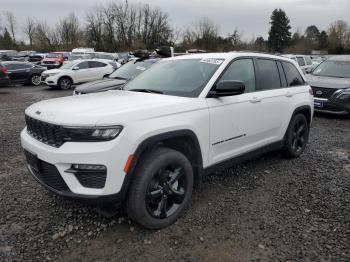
[112,76,127,80]
[128,88,163,94]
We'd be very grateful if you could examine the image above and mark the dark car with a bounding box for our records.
[306,56,350,115]
[2,61,46,86]
[0,63,10,87]
[74,58,159,95]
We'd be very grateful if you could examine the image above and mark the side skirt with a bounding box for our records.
[203,140,284,176]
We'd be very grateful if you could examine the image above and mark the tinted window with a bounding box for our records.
[297,57,305,66]
[77,61,89,69]
[256,59,281,90]
[312,60,350,78]
[282,62,305,86]
[219,59,255,93]
[16,63,32,70]
[3,64,17,70]
[89,61,107,68]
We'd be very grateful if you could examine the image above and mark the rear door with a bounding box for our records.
[6,63,32,83]
[89,61,109,80]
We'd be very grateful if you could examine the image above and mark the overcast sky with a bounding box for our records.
[1,0,350,41]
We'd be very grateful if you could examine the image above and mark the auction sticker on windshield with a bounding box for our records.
[200,58,224,65]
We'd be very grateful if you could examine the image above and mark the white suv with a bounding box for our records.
[282,55,314,74]
[21,53,314,229]
[41,59,115,89]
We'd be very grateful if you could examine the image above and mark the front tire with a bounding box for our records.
[58,77,72,90]
[127,147,193,229]
[283,114,309,158]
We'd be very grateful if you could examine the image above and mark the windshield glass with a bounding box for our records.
[47,53,62,58]
[124,58,223,97]
[312,60,350,78]
[60,61,77,69]
[109,60,154,80]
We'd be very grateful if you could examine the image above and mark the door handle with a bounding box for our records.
[286,91,294,98]
[250,97,262,103]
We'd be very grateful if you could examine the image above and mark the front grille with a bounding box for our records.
[25,115,65,148]
[75,172,107,189]
[311,86,337,99]
[43,61,55,65]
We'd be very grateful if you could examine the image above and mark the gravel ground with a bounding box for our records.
[0,86,349,262]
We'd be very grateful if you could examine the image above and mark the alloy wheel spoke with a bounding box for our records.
[169,168,182,185]
[170,188,185,204]
[148,188,163,201]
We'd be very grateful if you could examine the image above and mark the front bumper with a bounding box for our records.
[314,98,350,115]
[21,128,133,205]
[42,75,59,86]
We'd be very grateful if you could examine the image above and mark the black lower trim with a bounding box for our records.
[203,140,284,176]
[27,165,123,206]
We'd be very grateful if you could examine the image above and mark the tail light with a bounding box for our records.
[309,87,313,96]
[0,67,8,75]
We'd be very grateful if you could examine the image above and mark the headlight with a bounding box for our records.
[336,90,350,100]
[63,126,123,141]
[46,73,58,77]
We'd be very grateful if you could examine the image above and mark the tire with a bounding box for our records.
[127,147,194,229]
[30,74,42,86]
[58,77,72,90]
[283,113,309,158]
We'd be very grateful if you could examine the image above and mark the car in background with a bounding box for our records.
[28,53,47,65]
[1,61,46,86]
[12,51,36,62]
[41,52,70,69]
[306,55,350,115]
[116,52,131,64]
[66,53,93,63]
[71,48,95,54]
[0,50,18,61]
[41,59,115,90]
[93,52,119,62]
[74,58,159,95]
[0,63,10,87]
[282,54,314,74]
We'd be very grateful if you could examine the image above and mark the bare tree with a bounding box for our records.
[3,11,16,42]
[86,5,105,50]
[23,17,36,47]
[56,13,82,50]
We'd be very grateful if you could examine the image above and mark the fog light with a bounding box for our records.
[72,164,106,171]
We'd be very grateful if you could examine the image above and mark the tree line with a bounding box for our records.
[0,2,349,54]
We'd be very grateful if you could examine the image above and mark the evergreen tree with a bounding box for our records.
[318,31,328,50]
[1,28,14,49]
[305,25,320,45]
[268,9,292,52]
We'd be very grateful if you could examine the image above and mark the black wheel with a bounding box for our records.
[30,74,41,86]
[127,147,193,229]
[283,114,309,158]
[58,77,72,90]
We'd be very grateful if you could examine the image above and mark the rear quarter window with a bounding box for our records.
[282,61,305,87]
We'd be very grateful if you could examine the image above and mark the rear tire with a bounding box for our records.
[283,114,309,158]
[58,77,72,90]
[127,147,193,229]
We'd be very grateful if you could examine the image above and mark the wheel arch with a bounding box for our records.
[125,130,204,194]
[58,75,74,85]
[284,105,312,140]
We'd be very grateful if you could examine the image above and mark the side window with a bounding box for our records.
[305,56,313,66]
[282,62,305,87]
[297,57,306,67]
[256,59,281,90]
[4,64,15,70]
[277,61,288,87]
[219,59,255,93]
[76,61,89,69]
[17,64,32,70]
[89,61,107,68]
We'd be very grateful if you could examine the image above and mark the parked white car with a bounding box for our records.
[41,59,115,89]
[22,52,313,229]
[282,55,314,74]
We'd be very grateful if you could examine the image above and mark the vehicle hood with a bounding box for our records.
[42,69,65,75]
[306,74,350,89]
[25,91,204,126]
[75,78,126,94]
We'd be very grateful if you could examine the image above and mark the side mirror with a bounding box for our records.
[208,80,245,97]
[72,66,79,71]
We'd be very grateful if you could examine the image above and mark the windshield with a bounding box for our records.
[109,60,154,80]
[312,60,350,78]
[124,58,223,97]
[60,61,77,69]
[47,53,62,58]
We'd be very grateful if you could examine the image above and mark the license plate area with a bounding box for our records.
[24,150,40,171]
